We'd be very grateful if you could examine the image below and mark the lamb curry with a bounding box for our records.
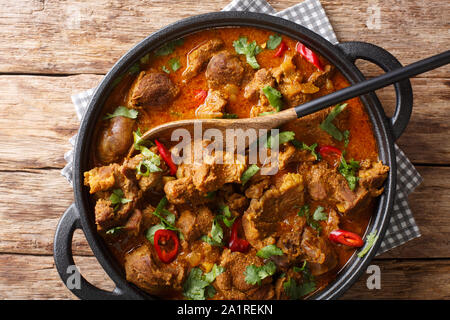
[83,27,389,300]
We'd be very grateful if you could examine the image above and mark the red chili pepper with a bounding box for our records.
[154,229,179,263]
[229,218,250,253]
[273,41,288,57]
[329,229,364,247]
[155,139,177,175]
[194,89,207,104]
[318,145,342,166]
[295,42,323,71]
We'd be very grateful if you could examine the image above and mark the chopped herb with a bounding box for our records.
[161,65,171,74]
[154,38,184,56]
[128,62,140,75]
[266,34,282,50]
[218,205,236,228]
[111,74,124,88]
[297,205,322,234]
[150,196,178,232]
[241,164,260,185]
[145,223,165,244]
[109,189,131,211]
[312,206,327,221]
[233,36,262,69]
[292,140,319,160]
[105,226,124,235]
[283,277,316,299]
[168,57,181,71]
[256,244,283,259]
[343,130,350,147]
[339,157,360,191]
[319,103,347,141]
[202,216,224,247]
[266,131,295,149]
[357,230,379,258]
[140,53,150,65]
[133,128,154,150]
[221,113,239,119]
[258,111,276,116]
[262,86,283,111]
[136,146,162,176]
[205,191,216,199]
[245,261,277,285]
[103,106,138,120]
[183,265,224,300]
[293,261,307,273]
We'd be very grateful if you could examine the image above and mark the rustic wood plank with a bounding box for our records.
[0,0,447,77]
[0,253,447,299]
[0,166,448,258]
[0,75,448,171]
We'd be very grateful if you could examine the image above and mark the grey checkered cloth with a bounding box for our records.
[62,0,421,254]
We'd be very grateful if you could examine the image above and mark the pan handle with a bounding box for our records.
[54,204,126,300]
[336,41,413,140]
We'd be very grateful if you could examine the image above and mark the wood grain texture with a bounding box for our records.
[0,166,448,258]
[0,75,448,172]
[0,0,448,77]
[0,253,447,299]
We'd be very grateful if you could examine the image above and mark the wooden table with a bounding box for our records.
[0,0,448,300]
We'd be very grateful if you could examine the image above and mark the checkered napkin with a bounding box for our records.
[62,0,421,254]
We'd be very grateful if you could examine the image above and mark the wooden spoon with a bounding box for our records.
[128,50,450,156]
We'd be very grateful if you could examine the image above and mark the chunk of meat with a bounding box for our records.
[195,90,227,119]
[358,160,389,196]
[122,152,165,192]
[183,39,224,80]
[129,71,179,107]
[176,207,214,242]
[275,214,307,267]
[307,64,334,88]
[277,143,316,170]
[84,163,141,230]
[244,174,271,199]
[244,68,275,101]
[249,101,278,118]
[214,249,275,300]
[243,173,305,249]
[324,209,340,237]
[301,228,338,276]
[123,209,143,237]
[206,51,244,89]
[124,244,187,297]
[97,116,135,164]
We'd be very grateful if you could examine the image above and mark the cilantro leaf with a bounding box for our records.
[109,189,131,211]
[150,196,179,233]
[256,245,283,259]
[266,131,295,148]
[266,34,282,50]
[262,86,283,111]
[183,265,224,300]
[103,106,138,120]
[218,205,236,228]
[136,147,162,176]
[133,128,154,150]
[312,206,327,221]
[297,205,322,234]
[168,57,181,71]
[357,230,379,258]
[244,261,277,285]
[128,63,140,75]
[202,216,223,247]
[292,140,319,160]
[145,223,165,244]
[221,113,239,119]
[105,226,124,235]
[154,38,184,56]
[339,157,360,191]
[161,65,171,74]
[319,103,347,141]
[283,278,316,299]
[233,36,262,69]
[343,130,350,147]
[241,164,260,185]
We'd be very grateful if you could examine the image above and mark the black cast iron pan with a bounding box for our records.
[54,11,414,300]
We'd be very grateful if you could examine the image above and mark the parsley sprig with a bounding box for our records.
[233,36,262,69]
[244,261,277,285]
[183,264,225,300]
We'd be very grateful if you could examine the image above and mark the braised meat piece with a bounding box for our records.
[206,51,244,89]
[129,71,179,107]
[124,244,188,297]
[182,39,224,80]
[122,152,166,193]
[97,116,134,164]
[307,64,334,88]
[195,90,227,119]
[242,173,305,249]
[84,163,141,230]
[214,249,275,300]
[176,207,214,242]
[275,214,307,266]
[244,68,275,101]
[301,227,338,276]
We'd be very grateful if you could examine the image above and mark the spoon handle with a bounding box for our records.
[294,50,450,117]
